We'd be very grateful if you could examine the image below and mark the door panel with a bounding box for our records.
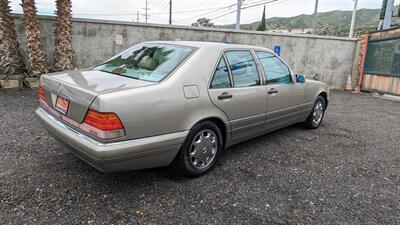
[208,50,267,142]
[254,51,305,131]
[265,84,304,130]
[209,87,267,141]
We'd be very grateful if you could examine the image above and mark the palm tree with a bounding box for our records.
[54,0,74,71]
[21,0,47,76]
[0,0,25,76]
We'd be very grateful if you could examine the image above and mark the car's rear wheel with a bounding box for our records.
[174,121,223,177]
[304,96,326,129]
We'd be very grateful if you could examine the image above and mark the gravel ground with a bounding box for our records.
[0,89,399,225]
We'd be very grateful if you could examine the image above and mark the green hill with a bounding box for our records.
[218,5,400,37]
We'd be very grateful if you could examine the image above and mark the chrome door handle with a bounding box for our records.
[217,92,233,100]
[268,88,278,94]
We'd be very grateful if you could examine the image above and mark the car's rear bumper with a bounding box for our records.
[35,107,188,172]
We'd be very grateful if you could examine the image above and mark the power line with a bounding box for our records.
[39,4,236,17]
[242,0,282,10]
[159,1,170,13]
[211,9,237,21]
[149,0,165,12]
[191,0,210,9]
[161,0,280,22]
[175,3,237,22]
[242,0,274,6]
[152,4,236,15]
[15,0,282,19]
[11,0,283,22]
[177,8,233,23]
[177,0,289,22]
[209,0,283,21]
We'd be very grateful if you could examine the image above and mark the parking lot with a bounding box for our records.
[0,89,399,225]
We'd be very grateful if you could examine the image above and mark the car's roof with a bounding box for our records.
[144,41,272,52]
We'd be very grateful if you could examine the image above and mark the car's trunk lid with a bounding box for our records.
[41,69,155,123]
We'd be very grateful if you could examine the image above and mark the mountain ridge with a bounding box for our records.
[217,5,400,36]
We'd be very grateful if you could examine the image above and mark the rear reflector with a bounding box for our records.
[39,85,45,102]
[82,110,126,139]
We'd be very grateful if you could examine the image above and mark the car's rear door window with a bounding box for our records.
[255,51,292,84]
[224,50,260,87]
[210,57,232,89]
[93,43,194,82]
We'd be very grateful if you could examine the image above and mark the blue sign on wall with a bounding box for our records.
[274,45,281,56]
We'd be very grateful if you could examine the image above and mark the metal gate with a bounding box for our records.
[362,35,400,95]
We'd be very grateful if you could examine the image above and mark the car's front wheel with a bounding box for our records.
[304,95,326,129]
[174,121,223,177]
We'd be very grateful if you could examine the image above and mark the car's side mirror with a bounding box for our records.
[313,73,320,81]
[296,74,305,83]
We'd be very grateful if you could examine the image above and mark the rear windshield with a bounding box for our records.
[93,43,194,82]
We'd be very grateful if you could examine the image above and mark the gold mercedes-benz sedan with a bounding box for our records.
[36,41,329,177]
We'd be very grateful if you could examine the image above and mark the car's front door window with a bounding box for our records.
[224,51,260,87]
[255,52,292,84]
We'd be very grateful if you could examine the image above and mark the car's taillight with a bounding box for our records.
[81,110,126,139]
[39,85,45,102]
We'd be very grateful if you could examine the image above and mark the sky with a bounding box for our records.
[9,0,400,26]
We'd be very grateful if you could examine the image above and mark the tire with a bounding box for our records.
[303,95,326,129]
[174,121,223,177]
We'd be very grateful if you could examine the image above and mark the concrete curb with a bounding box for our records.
[0,76,39,89]
[0,80,22,89]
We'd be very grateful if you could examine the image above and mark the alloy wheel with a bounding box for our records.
[312,100,324,127]
[189,129,218,169]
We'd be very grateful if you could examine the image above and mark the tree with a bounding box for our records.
[191,17,214,27]
[54,0,74,71]
[257,5,266,31]
[0,0,25,76]
[21,0,47,76]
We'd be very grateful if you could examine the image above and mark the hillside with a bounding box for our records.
[218,6,400,36]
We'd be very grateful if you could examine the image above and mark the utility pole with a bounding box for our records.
[312,0,319,34]
[349,0,358,38]
[382,0,394,29]
[145,0,149,23]
[235,0,242,31]
[169,0,172,25]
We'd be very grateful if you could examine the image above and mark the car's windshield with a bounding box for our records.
[93,43,194,82]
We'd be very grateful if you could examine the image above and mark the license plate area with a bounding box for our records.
[55,96,69,114]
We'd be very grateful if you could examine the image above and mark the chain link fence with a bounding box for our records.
[364,36,400,77]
